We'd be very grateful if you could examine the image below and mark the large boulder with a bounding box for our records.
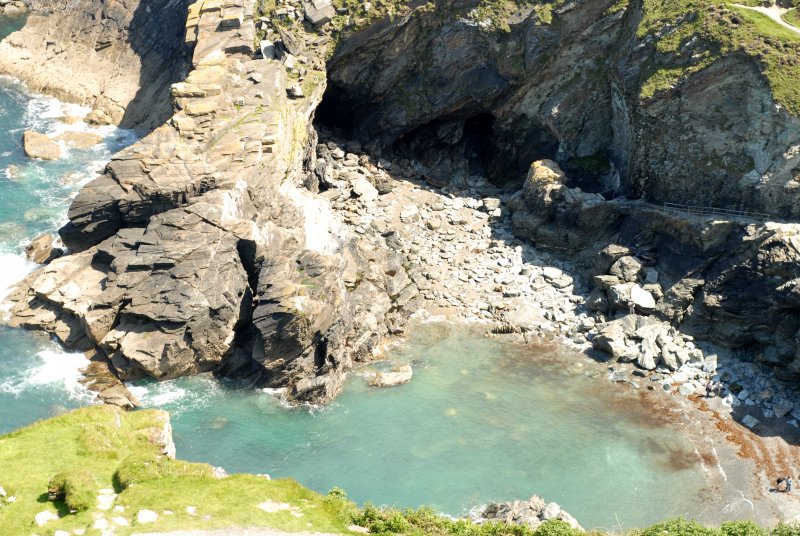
[22,131,61,160]
[592,322,629,360]
[370,364,413,387]
[25,234,62,264]
[303,0,335,26]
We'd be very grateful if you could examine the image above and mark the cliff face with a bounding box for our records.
[322,0,800,217]
[4,0,800,401]
[3,0,418,403]
[0,0,191,132]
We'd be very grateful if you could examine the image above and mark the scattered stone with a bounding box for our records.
[286,83,304,99]
[741,415,760,429]
[137,509,158,523]
[370,364,413,387]
[25,234,62,264]
[257,500,292,513]
[34,510,58,526]
[304,0,335,25]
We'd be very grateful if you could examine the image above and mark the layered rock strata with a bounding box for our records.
[4,0,417,403]
[0,0,191,132]
[321,0,800,217]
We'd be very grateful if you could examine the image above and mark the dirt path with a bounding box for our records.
[733,4,800,36]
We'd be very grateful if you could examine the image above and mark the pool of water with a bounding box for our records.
[130,323,716,530]
[0,15,135,434]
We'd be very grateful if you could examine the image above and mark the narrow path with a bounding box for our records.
[732,3,800,36]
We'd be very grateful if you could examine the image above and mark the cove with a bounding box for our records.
[130,323,719,531]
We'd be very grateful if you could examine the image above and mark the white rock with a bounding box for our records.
[137,509,159,523]
[258,500,292,513]
[542,267,563,280]
[93,518,109,530]
[742,414,760,429]
[54,531,70,536]
[112,517,129,526]
[351,177,378,202]
[34,510,59,526]
[630,284,655,311]
[370,365,413,387]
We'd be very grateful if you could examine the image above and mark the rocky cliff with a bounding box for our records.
[0,0,191,132]
[3,0,420,403]
[3,0,800,402]
[321,0,800,217]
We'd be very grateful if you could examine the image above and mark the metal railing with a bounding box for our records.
[663,203,771,222]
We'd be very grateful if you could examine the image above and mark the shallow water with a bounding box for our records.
[130,324,716,530]
[0,17,135,433]
[0,15,727,530]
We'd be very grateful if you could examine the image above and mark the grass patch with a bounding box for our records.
[637,0,800,114]
[0,406,356,535]
[784,8,800,29]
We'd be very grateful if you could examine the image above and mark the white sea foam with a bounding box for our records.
[0,253,35,311]
[0,344,92,402]
[128,375,222,413]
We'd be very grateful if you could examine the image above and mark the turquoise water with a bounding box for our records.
[0,16,135,434]
[0,16,717,530]
[130,324,714,530]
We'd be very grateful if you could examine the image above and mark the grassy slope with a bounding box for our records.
[0,406,355,535]
[637,0,800,114]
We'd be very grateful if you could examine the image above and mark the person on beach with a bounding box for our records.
[788,476,793,492]
[627,300,635,315]
[705,381,713,398]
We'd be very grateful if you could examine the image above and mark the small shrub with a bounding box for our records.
[772,524,800,536]
[641,518,718,536]
[47,469,95,512]
[115,453,213,489]
[328,486,347,499]
[721,521,767,536]
[534,519,582,536]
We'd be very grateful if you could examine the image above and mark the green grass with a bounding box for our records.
[4,408,800,535]
[783,8,800,29]
[0,406,357,535]
[637,0,800,114]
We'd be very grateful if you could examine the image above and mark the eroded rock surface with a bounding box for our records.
[0,0,191,132]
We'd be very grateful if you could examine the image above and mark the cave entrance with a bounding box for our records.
[313,79,561,189]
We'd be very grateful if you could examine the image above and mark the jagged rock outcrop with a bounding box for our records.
[0,0,191,132]
[0,0,27,16]
[320,0,800,218]
[509,160,800,380]
[3,0,417,404]
[475,495,583,532]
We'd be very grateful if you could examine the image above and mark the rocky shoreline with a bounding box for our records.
[0,0,797,423]
[1,0,800,521]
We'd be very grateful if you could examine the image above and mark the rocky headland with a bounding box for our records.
[2,0,800,479]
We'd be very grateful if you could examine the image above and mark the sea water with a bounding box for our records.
[0,15,135,433]
[0,15,726,531]
[129,324,724,530]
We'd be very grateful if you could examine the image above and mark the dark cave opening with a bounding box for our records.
[314,86,560,189]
